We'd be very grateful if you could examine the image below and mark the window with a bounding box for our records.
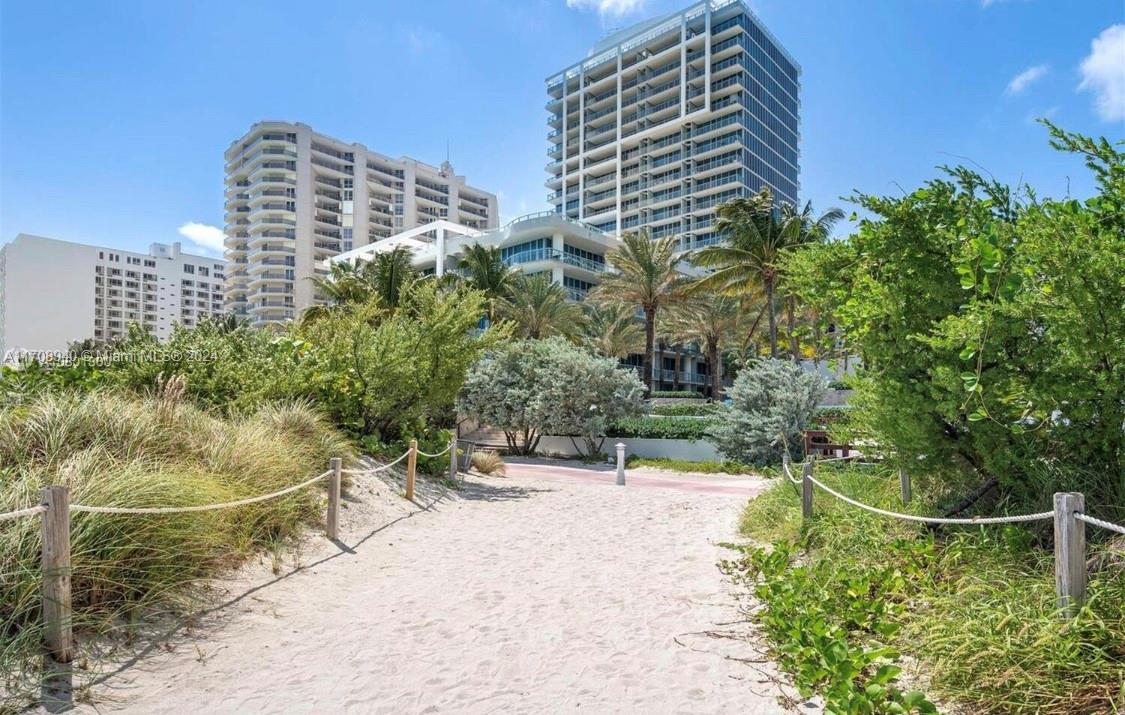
[183,264,195,274]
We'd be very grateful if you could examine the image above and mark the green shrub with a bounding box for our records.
[732,468,1125,714]
[783,124,1125,511]
[0,391,352,703]
[607,415,714,440]
[708,359,825,465]
[649,403,721,417]
[458,338,644,456]
[650,390,703,398]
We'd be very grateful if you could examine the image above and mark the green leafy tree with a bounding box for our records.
[295,280,504,441]
[458,338,644,456]
[783,123,1125,513]
[592,230,683,392]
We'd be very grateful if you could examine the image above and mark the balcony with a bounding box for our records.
[502,248,607,274]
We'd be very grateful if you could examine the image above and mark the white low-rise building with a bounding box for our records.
[0,234,227,356]
[329,212,618,303]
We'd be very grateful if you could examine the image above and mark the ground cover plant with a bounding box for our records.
[728,465,1125,714]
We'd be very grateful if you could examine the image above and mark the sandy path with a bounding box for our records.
[77,468,787,714]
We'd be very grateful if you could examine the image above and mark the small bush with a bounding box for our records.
[709,359,825,465]
[608,415,714,440]
[649,403,721,417]
[471,449,506,477]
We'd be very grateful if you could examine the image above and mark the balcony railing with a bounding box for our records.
[502,248,606,273]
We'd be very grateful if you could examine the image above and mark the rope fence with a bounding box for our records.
[0,435,461,665]
[780,454,1125,616]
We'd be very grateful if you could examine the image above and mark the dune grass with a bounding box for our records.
[0,390,352,708]
[733,466,1125,714]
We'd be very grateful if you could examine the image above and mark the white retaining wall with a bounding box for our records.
[465,431,720,461]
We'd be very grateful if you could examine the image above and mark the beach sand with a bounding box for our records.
[67,463,790,714]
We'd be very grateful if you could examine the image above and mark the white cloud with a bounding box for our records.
[1078,24,1125,122]
[1005,64,1048,95]
[177,222,224,256]
[566,0,646,17]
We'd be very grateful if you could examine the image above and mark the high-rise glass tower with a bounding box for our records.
[545,0,799,250]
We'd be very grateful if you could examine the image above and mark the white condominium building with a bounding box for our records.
[223,121,500,325]
[0,234,226,355]
[329,212,617,303]
[545,0,800,250]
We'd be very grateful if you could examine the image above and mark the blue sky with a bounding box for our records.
[1,0,1121,257]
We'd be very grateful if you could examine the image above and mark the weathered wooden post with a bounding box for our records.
[41,486,73,663]
[405,440,418,501]
[448,435,458,482]
[1053,492,1086,616]
[801,463,814,520]
[326,457,341,540]
[899,467,912,504]
[615,443,626,486]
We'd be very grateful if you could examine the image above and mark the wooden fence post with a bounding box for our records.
[448,436,458,482]
[41,486,73,663]
[405,440,418,501]
[1053,492,1086,616]
[801,463,814,520]
[326,457,341,540]
[899,467,912,504]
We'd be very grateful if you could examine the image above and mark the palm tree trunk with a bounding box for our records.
[787,294,800,364]
[644,306,656,393]
[708,339,721,401]
[766,280,778,358]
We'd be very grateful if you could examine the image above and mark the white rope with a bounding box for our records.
[813,454,864,463]
[0,504,46,522]
[71,470,333,515]
[782,461,802,485]
[416,443,452,458]
[342,449,411,475]
[1075,513,1125,537]
[806,475,1053,525]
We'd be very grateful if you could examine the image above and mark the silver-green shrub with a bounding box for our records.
[709,359,826,465]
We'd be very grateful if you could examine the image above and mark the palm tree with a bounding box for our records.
[591,230,682,392]
[368,246,417,308]
[500,274,583,339]
[456,244,518,324]
[577,303,645,359]
[690,189,800,358]
[779,201,845,363]
[662,293,743,400]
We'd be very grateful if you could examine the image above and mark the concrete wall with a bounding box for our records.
[463,426,721,461]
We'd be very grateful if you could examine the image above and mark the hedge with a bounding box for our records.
[650,403,722,417]
[650,390,703,399]
[607,415,715,440]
